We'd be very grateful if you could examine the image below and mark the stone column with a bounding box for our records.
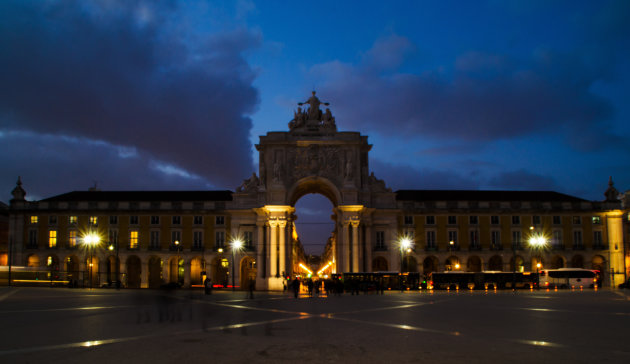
[351,220,360,273]
[607,211,624,287]
[269,219,278,278]
[256,222,265,280]
[342,222,350,273]
[365,224,372,272]
[278,220,287,278]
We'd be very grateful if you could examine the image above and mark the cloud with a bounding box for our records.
[485,169,558,191]
[0,130,213,202]
[311,34,617,150]
[0,0,260,190]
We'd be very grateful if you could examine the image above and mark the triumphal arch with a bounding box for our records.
[232,91,397,290]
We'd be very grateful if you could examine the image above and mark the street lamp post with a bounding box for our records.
[528,229,547,290]
[108,242,120,288]
[231,238,243,291]
[82,232,101,289]
[399,237,412,292]
[174,240,181,286]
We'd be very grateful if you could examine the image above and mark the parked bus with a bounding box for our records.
[538,268,599,288]
[332,272,422,291]
[430,271,538,290]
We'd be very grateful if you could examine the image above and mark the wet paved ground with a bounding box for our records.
[1,286,629,363]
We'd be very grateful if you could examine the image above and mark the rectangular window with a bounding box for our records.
[89,216,98,225]
[426,231,436,248]
[572,216,582,225]
[28,229,38,247]
[426,216,435,225]
[68,230,77,248]
[129,216,138,225]
[109,215,118,225]
[193,231,204,248]
[553,216,561,225]
[69,216,77,224]
[129,231,139,249]
[491,216,500,225]
[593,231,603,247]
[151,216,160,225]
[172,216,181,225]
[592,216,601,225]
[109,229,118,244]
[552,230,563,248]
[49,216,57,225]
[511,216,520,225]
[193,216,203,225]
[375,231,385,249]
[491,231,500,248]
[215,216,225,225]
[244,231,253,248]
[469,216,478,225]
[30,216,38,224]
[469,230,479,247]
[512,231,521,248]
[48,230,57,248]
[447,216,457,225]
[215,231,225,248]
[404,215,413,225]
[532,215,541,225]
[150,231,160,248]
[171,230,181,244]
[448,230,458,245]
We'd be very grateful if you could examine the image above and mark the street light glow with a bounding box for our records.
[400,236,413,250]
[528,234,547,248]
[232,238,243,251]
[82,232,101,247]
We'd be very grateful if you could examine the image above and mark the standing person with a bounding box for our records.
[248,278,255,299]
[292,278,300,298]
[204,276,212,295]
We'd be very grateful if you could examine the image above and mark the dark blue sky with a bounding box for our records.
[1,1,629,253]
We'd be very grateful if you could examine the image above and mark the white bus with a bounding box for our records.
[538,268,599,288]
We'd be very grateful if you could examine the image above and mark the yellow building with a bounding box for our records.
[3,93,628,289]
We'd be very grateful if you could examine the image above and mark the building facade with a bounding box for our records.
[3,93,629,289]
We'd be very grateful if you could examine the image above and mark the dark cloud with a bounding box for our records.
[485,169,558,191]
[312,35,618,150]
[0,131,213,202]
[370,159,482,190]
[0,1,259,190]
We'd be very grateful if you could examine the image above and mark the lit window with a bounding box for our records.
[47,256,53,266]
[221,258,229,268]
[68,230,77,248]
[129,231,139,249]
[592,216,601,225]
[89,216,98,225]
[49,230,57,248]
[69,216,77,224]
[30,216,38,224]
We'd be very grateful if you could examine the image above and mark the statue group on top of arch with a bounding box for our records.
[288,91,337,132]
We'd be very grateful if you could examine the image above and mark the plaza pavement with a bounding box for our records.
[0,286,629,363]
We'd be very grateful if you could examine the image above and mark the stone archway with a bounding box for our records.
[510,256,525,272]
[592,255,606,286]
[446,256,460,271]
[212,256,229,288]
[571,254,584,268]
[488,255,503,271]
[423,256,439,276]
[402,256,418,272]
[467,256,482,272]
[27,254,40,267]
[65,255,80,282]
[240,256,257,289]
[190,257,205,286]
[372,256,388,272]
[551,255,565,269]
[126,256,141,288]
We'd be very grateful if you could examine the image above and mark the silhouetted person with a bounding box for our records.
[204,277,212,295]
